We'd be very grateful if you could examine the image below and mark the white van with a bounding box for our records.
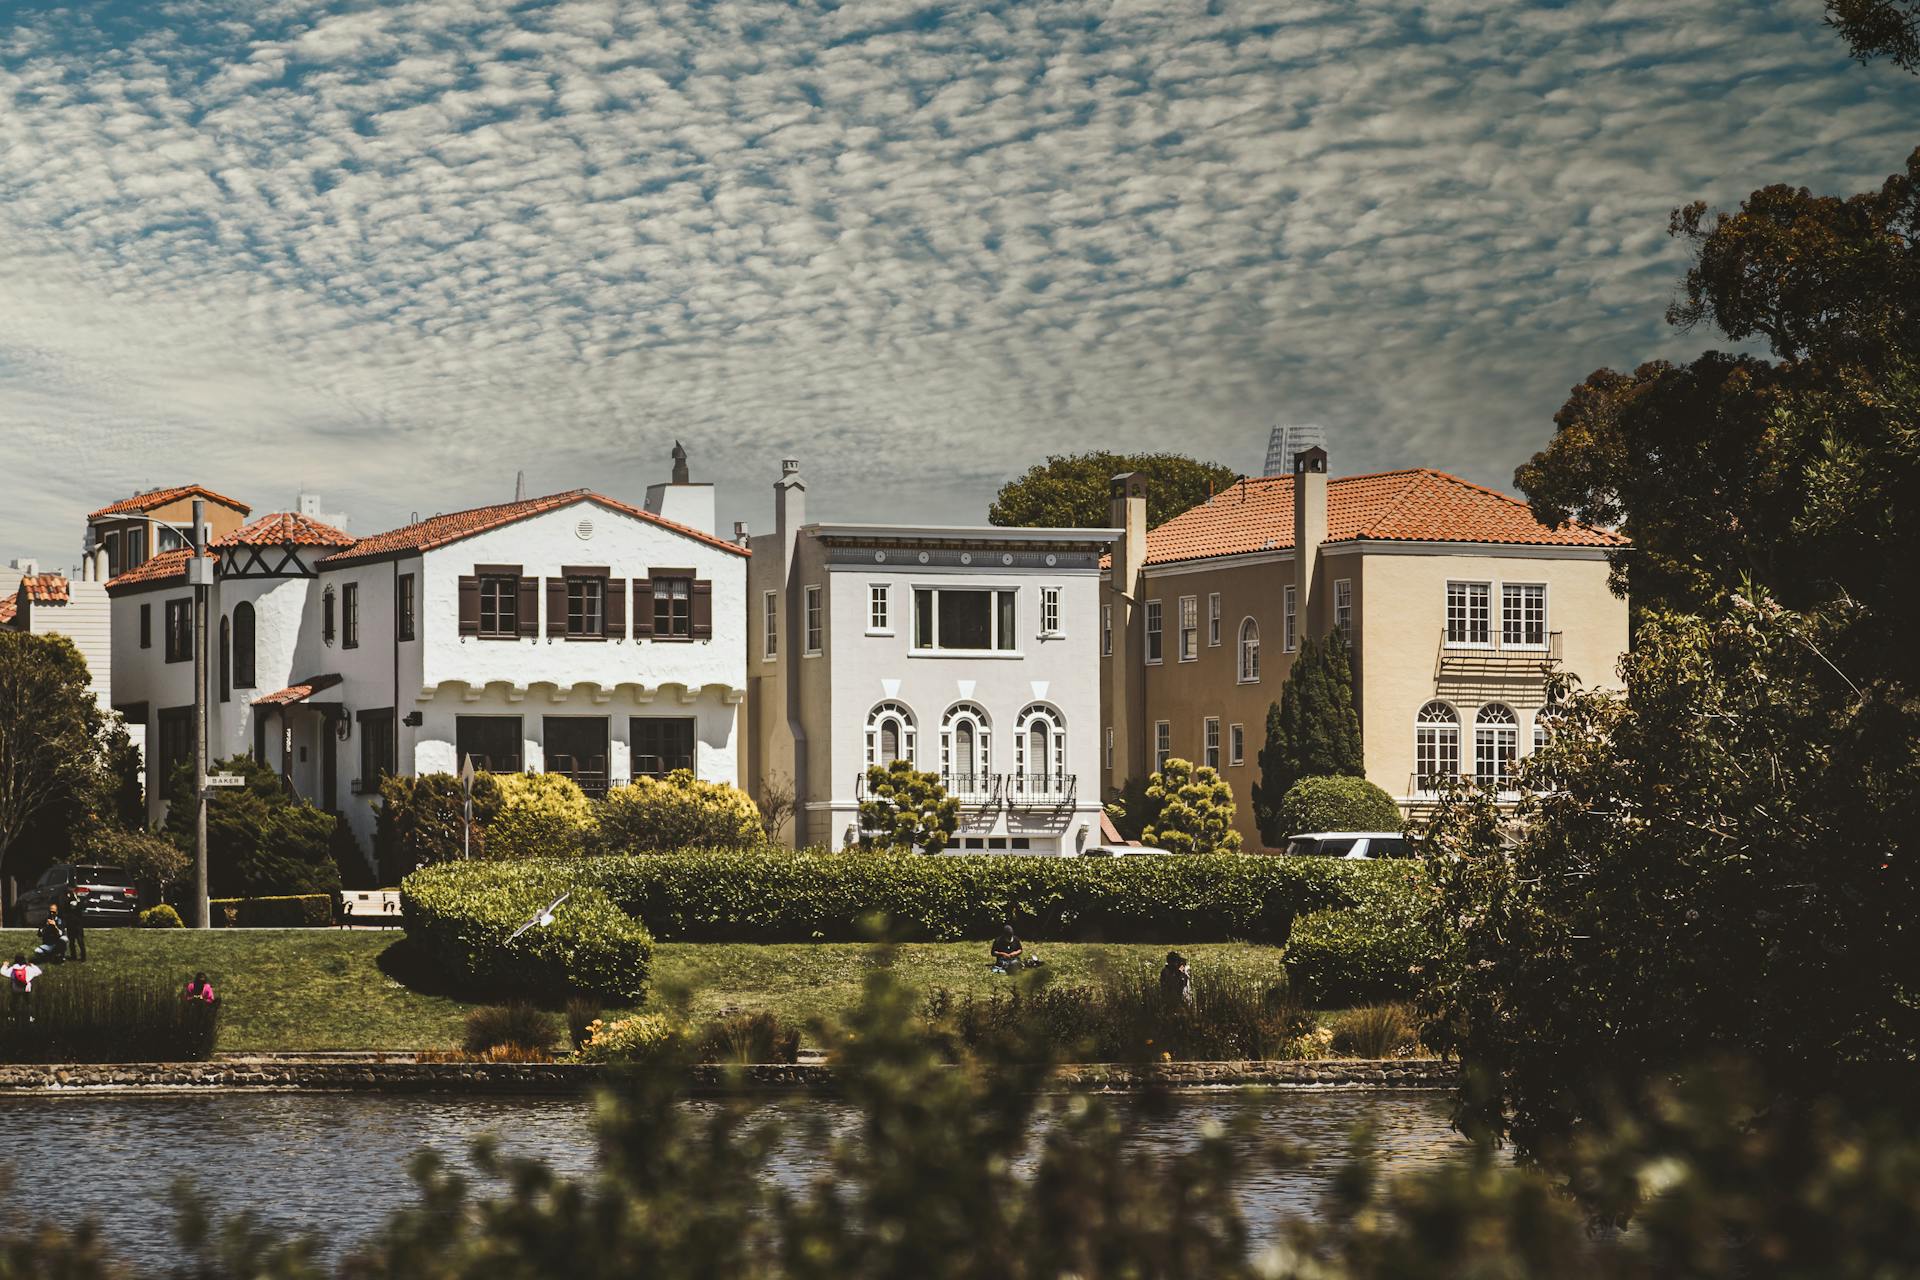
[1283,832,1415,860]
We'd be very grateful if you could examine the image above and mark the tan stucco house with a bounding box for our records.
[1100,448,1628,847]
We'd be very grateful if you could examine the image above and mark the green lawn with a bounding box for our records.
[0,928,1286,1053]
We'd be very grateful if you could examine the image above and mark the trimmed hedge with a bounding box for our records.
[1283,862,1437,1006]
[402,862,653,1004]
[208,894,334,928]
[1275,775,1404,839]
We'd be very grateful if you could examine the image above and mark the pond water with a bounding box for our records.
[0,1088,1473,1268]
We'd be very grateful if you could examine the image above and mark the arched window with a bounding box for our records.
[865,701,917,767]
[1238,617,1261,683]
[940,702,991,783]
[1015,703,1065,783]
[218,616,231,704]
[1532,705,1558,754]
[232,601,256,689]
[1475,703,1518,791]
[1414,701,1458,793]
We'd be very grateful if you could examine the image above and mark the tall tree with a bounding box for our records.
[1827,0,1920,70]
[1252,630,1364,844]
[989,452,1239,530]
[0,632,110,895]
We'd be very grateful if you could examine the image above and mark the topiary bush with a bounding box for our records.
[1284,862,1437,1007]
[138,904,183,929]
[401,861,653,1003]
[486,772,593,859]
[593,771,762,852]
[1275,775,1404,841]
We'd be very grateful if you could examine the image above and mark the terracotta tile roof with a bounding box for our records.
[321,490,750,568]
[253,673,342,707]
[88,484,251,520]
[0,595,15,626]
[1134,469,1625,567]
[19,574,70,604]
[215,512,354,548]
[105,548,212,593]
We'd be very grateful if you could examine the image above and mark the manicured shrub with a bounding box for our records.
[377,771,502,878]
[576,1012,683,1065]
[693,1010,802,1064]
[464,1001,560,1055]
[1275,775,1403,840]
[487,772,593,859]
[401,861,653,1003]
[1142,758,1243,854]
[583,849,1348,943]
[0,973,219,1063]
[1284,862,1436,1006]
[593,771,761,852]
[208,894,334,928]
[139,904,184,929]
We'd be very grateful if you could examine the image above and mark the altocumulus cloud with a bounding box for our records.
[0,0,1915,563]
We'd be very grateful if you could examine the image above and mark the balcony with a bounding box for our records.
[1433,629,1561,702]
[941,772,1003,808]
[853,770,1076,811]
[1003,772,1077,810]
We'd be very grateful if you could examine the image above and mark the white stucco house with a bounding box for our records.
[105,458,749,871]
[745,459,1117,854]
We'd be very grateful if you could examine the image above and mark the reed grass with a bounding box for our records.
[1,970,219,1063]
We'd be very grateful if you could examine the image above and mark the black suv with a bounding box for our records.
[13,863,140,928]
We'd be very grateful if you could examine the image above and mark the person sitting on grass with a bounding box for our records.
[30,908,66,965]
[6,954,41,1020]
[183,972,217,1005]
[991,924,1033,974]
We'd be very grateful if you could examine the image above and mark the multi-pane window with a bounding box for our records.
[653,576,693,638]
[1229,723,1245,767]
[1283,586,1298,652]
[1502,583,1547,648]
[910,588,1018,651]
[1474,703,1518,791]
[1334,579,1352,635]
[139,603,151,649]
[1144,599,1163,663]
[1177,596,1198,661]
[1208,593,1222,646]
[763,591,779,659]
[567,576,605,637]
[1446,582,1491,646]
[866,701,916,766]
[478,576,519,638]
[544,716,611,798]
[321,587,336,644]
[1238,618,1261,682]
[1415,701,1460,792]
[631,717,695,777]
[1154,721,1172,772]
[232,602,255,688]
[1101,604,1113,656]
[397,574,416,641]
[805,585,823,654]
[1040,586,1061,635]
[456,715,523,773]
[359,709,395,789]
[164,598,193,663]
[1203,717,1221,769]
[869,584,889,632]
[341,582,359,649]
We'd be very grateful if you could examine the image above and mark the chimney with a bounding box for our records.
[1104,472,1149,794]
[1108,473,1146,588]
[775,459,806,561]
[642,442,716,535]
[1293,446,1328,637]
[732,520,750,545]
[773,458,810,845]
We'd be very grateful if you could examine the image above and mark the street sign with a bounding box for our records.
[205,774,247,789]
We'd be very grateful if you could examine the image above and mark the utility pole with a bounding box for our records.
[187,498,213,929]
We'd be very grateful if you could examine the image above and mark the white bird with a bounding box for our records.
[507,891,570,942]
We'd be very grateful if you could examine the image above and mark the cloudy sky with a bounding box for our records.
[1,0,1915,569]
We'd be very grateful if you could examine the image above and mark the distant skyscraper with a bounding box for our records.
[1262,423,1328,477]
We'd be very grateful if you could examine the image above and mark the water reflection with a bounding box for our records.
[0,1089,1472,1267]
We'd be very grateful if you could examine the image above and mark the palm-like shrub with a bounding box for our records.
[486,772,592,858]
[594,770,761,852]
[1142,758,1243,854]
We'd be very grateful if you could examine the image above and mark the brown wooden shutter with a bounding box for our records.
[458,576,480,636]
[546,577,568,638]
[691,579,714,639]
[516,576,539,638]
[606,578,626,638]
[631,576,653,638]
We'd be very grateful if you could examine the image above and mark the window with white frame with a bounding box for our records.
[911,587,1018,652]
[762,591,778,660]
[1101,603,1113,656]
[804,585,823,655]
[1229,723,1245,767]
[1177,595,1198,661]
[1447,582,1491,646]
[1415,701,1460,793]
[1040,586,1061,635]
[1207,593,1222,646]
[866,701,917,766]
[1144,599,1163,663]
[1203,717,1221,768]
[940,702,991,783]
[1238,617,1261,682]
[869,583,890,633]
[1283,586,1298,652]
[1502,583,1546,649]
[1153,721,1171,772]
[1015,703,1066,782]
[1474,703,1518,790]
[1334,578,1352,635]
